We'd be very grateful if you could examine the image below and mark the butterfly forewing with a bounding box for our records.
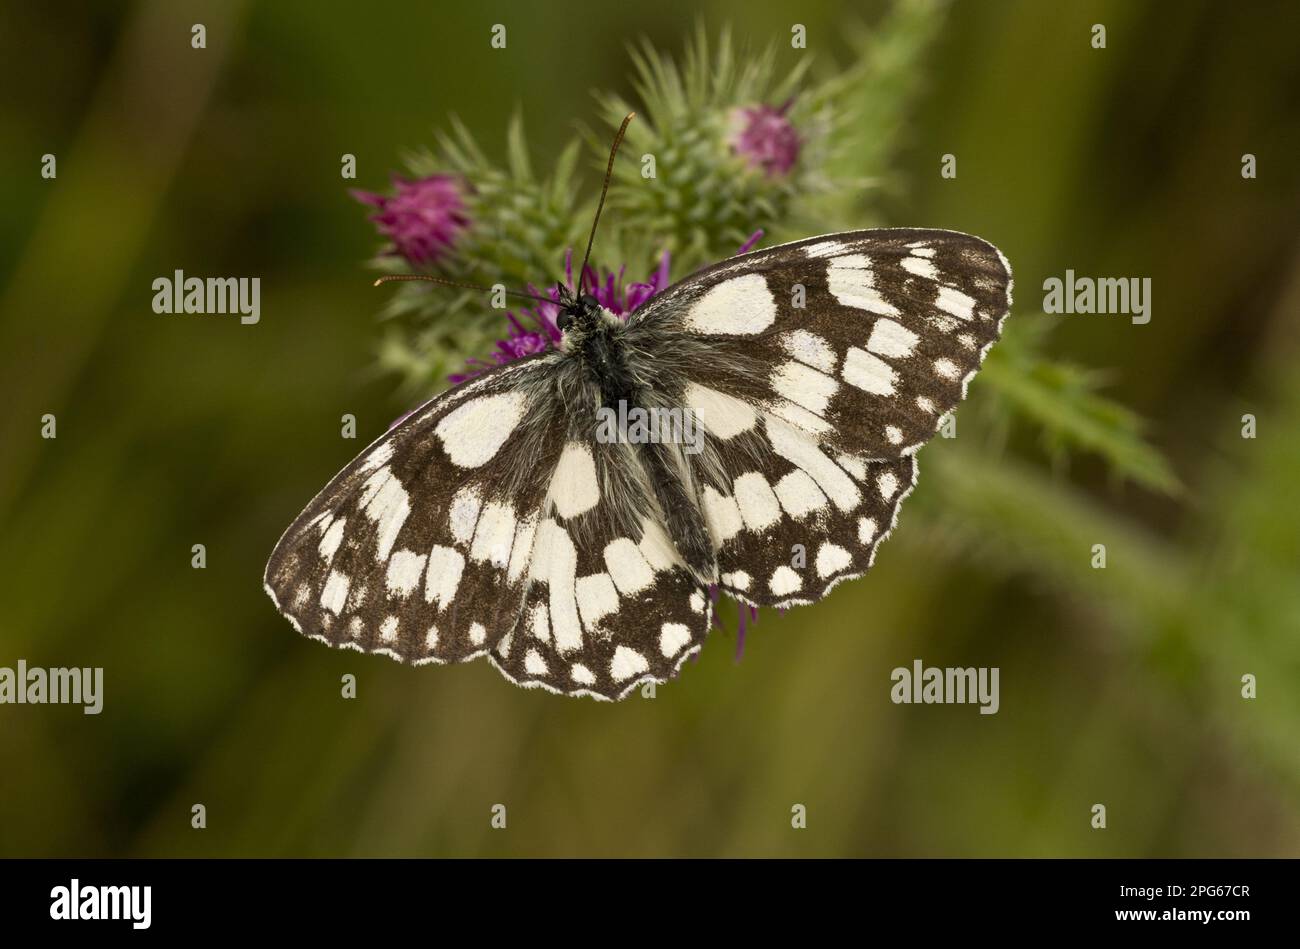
[630,227,1012,460]
[264,357,567,665]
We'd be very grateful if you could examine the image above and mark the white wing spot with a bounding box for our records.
[936,286,976,321]
[701,486,744,547]
[683,383,757,439]
[424,544,465,610]
[858,517,878,545]
[779,330,837,372]
[933,358,961,381]
[637,517,682,572]
[507,513,538,584]
[843,347,897,396]
[901,255,939,279]
[836,454,868,481]
[877,471,900,500]
[885,425,904,445]
[385,549,427,597]
[469,622,487,646]
[434,391,529,468]
[318,517,346,565]
[659,622,692,657]
[359,441,393,473]
[767,399,833,435]
[531,520,582,655]
[425,626,439,650]
[866,318,920,359]
[320,570,350,615]
[524,649,549,676]
[827,255,899,315]
[448,486,482,546]
[689,591,705,613]
[576,573,620,629]
[360,468,410,562]
[815,543,852,578]
[379,615,399,642]
[610,646,649,682]
[722,570,751,591]
[683,273,777,335]
[803,240,851,259]
[603,538,654,595]
[570,663,596,686]
[769,566,802,596]
[529,602,550,643]
[549,442,600,518]
[470,501,516,568]
[733,472,782,531]
[765,416,861,511]
[774,469,828,519]
[771,360,837,416]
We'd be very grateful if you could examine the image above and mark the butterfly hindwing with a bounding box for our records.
[689,411,918,607]
[488,418,711,699]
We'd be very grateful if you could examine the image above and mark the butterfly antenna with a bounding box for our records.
[372,273,554,306]
[576,111,635,295]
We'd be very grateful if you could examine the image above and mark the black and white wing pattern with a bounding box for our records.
[264,357,567,667]
[486,438,711,699]
[265,349,710,700]
[267,226,1010,699]
[624,227,1012,606]
[692,408,919,607]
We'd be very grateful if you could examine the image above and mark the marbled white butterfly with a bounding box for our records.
[264,115,1013,700]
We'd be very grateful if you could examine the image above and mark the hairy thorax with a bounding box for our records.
[555,309,717,582]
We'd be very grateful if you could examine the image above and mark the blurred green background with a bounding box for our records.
[1,0,1298,857]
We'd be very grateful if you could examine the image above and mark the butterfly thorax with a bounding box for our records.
[559,296,639,405]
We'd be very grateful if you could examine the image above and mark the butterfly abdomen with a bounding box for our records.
[572,315,715,583]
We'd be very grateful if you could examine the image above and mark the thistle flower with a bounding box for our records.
[728,101,801,177]
[351,174,470,266]
[449,249,672,383]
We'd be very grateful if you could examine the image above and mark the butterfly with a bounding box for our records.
[264,114,1013,700]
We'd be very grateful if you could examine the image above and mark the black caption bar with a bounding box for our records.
[0,857,1287,935]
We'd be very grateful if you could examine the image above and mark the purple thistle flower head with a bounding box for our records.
[728,100,801,178]
[449,249,672,383]
[351,174,470,266]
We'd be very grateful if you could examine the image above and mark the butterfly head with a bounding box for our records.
[555,290,604,334]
